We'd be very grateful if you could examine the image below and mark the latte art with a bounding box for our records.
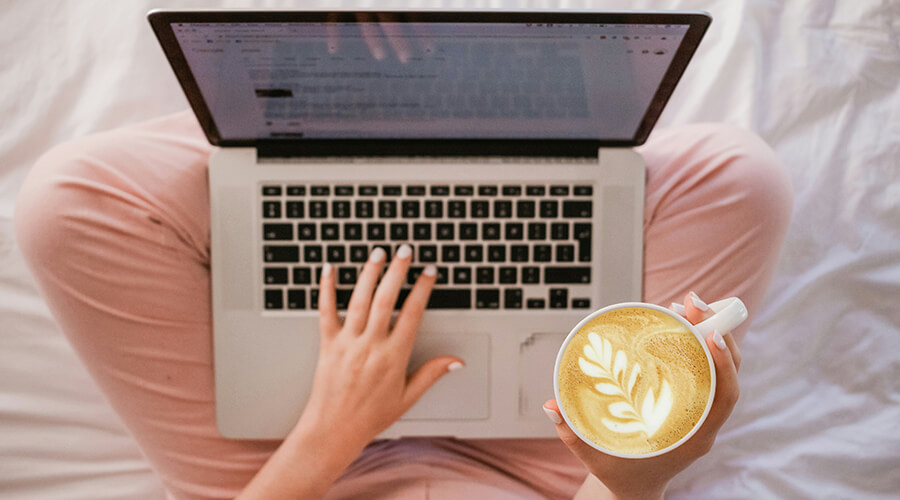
[558,307,711,455]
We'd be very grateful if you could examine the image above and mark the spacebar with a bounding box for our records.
[426,289,472,309]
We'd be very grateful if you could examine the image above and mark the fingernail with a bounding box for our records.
[543,406,562,425]
[448,361,465,372]
[396,244,412,259]
[423,265,437,277]
[713,330,728,351]
[690,291,709,311]
[369,247,386,262]
[670,302,686,316]
[321,263,332,277]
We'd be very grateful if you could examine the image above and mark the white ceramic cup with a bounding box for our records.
[553,297,748,458]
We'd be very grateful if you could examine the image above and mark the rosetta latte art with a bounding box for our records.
[578,332,673,437]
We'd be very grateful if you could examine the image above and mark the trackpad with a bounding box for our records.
[402,333,490,420]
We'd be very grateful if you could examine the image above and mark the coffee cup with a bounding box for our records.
[553,297,747,458]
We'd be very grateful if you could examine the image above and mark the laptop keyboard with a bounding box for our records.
[260,183,594,311]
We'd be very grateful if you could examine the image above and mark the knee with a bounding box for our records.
[706,124,794,240]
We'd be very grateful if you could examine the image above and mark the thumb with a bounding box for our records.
[402,356,465,409]
[543,399,598,460]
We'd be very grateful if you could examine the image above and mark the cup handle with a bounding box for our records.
[693,297,749,338]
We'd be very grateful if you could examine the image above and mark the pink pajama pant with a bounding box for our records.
[14,111,792,499]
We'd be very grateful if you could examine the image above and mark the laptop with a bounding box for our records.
[148,9,710,439]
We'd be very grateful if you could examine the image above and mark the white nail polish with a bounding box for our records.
[321,263,332,277]
[396,244,412,259]
[670,302,686,316]
[369,247,386,262]
[448,361,464,372]
[713,330,728,351]
[690,291,709,311]
[543,406,562,425]
[423,265,437,276]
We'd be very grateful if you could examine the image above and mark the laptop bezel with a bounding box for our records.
[148,9,711,157]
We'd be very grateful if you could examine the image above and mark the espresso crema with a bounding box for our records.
[558,307,711,455]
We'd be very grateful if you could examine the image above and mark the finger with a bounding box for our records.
[402,356,465,411]
[390,265,437,353]
[343,248,387,333]
[684,291,714,325]
[357,13,386,60]
[365,244,413,336]
[723,332,742,372]
[702,330,740,432]
[317,263,341,337]
[377,14,411,63]
[542,400,604,464]
[669,301,687,318]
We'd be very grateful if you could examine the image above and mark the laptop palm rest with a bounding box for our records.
[402,333,490,420]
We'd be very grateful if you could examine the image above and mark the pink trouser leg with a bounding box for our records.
[14,113,791,500]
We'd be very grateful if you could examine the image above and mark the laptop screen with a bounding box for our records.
[150,11,710,151]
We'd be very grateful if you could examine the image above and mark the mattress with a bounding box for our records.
[1,0,898,498]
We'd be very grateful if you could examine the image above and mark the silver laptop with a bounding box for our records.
[149,9,710,439]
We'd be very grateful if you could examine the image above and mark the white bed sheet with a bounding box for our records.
[1,1,898,499]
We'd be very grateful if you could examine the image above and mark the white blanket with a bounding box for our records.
[1,1,898,498]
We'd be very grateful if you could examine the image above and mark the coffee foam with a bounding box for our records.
[558,307,711,455]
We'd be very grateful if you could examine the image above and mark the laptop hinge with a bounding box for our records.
[255,140,604,159]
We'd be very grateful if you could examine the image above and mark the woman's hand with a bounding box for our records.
[238,245,462,500]
[543,292,742,500]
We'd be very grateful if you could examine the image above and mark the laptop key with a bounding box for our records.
[303,246,323,263]
[488,245,506,262]
[574,186,593,196]
[510,245,529,262]
[297,223,316,240]
[293,267,312,284]
[478,185,498,196]
[572,298,591,309]
[551,223,569,240]
[494,200,512,218]
[471,201,490,218]
[359,185,378,196]
[502,185,522,196]
[442,245,461,262]
[372,244,392,261]
[426,289,471,309]
[356,200,374,218]
[448,200,466,218]
[556,245,576,262]
[382,185,402,196]
[549,288,568,309]
[287,289,306,310]
[311,185,330,196]
[539,200,558,218]
[419,245,438,262]
[264,245,299,263]
[527,298,545,309]
[264,289,284,309]
[263,224,292,240]
[321,224,340,240]
[431,185,450,196]
[436,267,449,285]
[516,200,536,218]
[413,223,432,240]
[335,185,354,196]
[286,186,306,196]
[286,201,304,218]
[332,201,351,218]
[545,266,591,284]
[309,201,327,218]
[528,222,546,240]
[379,200,398,218]
[344,223,363,241]
[522,266,540,284]
[574,223,592,262]
[499,267,517,284]
[264,267,288,284]
[436,223,455,240]
[367,223,386,240]
[262,201,281,219]
[454,185,475,196]
[460,223,478,240]
[562,201,593,218]
[453,267,472,284]
[401,200,420,218]
[550,185,569,196]
[534,244,552,262]
[407,185,426,196]
[465,245,484,262]
[349,245,368,263]
[505,288,523,309]
[407,266,425,285]
[476,267,494,284]
[526,186,545,196]
[476,289,500,309]
[262,186,282,196]
[326,246,345,263]
[482,223,501,240]
[425,200,443,218]
[505,222,524,240]
[390,223,409,241]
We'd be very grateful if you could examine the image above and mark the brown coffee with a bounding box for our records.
[557,307,711,455]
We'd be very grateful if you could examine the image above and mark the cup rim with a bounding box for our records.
[553,301,717,459]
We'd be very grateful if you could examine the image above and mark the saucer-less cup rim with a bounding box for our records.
[553,298,747,459]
